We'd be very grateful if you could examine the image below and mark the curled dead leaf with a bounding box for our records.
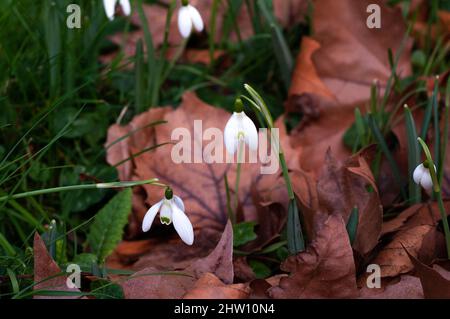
[268,214,358,299]
[183,273,250,299]
[120,221,234,299]
[33,233,82,299]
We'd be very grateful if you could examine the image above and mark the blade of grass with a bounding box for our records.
[420,77,438,139]
[404,105,421,204]
[368,113,406,200]
[134,39,146,113]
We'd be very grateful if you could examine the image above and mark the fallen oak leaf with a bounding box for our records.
[268,214,358,299]
[120,221,234,299]
[294,150,383,254]
[287,37,335,101]
[241,173,288,253]
[233,257,256,282]
[33,233,83,299]
[406,248,450,299]
[358,275,423,299]
[183,273,250,299]
[369,201,450,279]
[310,0,412,106]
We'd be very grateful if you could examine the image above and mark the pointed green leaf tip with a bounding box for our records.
[287,199,305,254]
[87,189,132,263]
[346,207,359,245]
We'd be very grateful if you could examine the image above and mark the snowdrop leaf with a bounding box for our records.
[233,222,257,247]
[87,189,132,263]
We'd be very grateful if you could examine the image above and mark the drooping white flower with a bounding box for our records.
[177,1,204,38]
[103,0,131,21]
[142,188,194,245]
[413,163,436,191]
[224,111,258,155]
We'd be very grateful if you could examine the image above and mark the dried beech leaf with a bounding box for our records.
[359,275,423,299]
[33,233,82,299]
[183,273,250,299]
[407,250,450,299]
[268,215,358,298]
[120,221,234,298]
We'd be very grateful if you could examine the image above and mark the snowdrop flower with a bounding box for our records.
[413,163,436,191]
[142,187,194,245]
[224,98,258,155]
[178,0,204,38]
[103,0,131,21]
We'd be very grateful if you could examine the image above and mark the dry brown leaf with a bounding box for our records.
[242,174,288,252]
[288,37,335,100]
[407,250,450,299]
[33,233,82,299]
[310,0,411,106]
[233,257,256,282]
[183,273,250,299]
[317,151,383,255]
[291,150,382,254]
[370,202,450,278]
[358,275,424,299]
[268,214,358,298]
[121,221,234,298]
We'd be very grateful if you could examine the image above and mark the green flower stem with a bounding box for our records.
[243,84,305,253]
[0,179,162,202]
[418,137,450,259]
[279,152,294,200]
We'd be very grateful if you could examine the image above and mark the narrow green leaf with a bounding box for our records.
[432,79,440,171]
[420,78,438,139]
[90,279,124,299]
[134,39,145,113]
[257,0,293,89]
[404,105,421,204]
[368,114,406,200]
[346,207,359,245]
[258,240,287,255]
[287,199,305,254]
[0,232,16,256]
[87,189,132,263]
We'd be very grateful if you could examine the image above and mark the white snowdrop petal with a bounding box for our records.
[103,0,117,20]
[178,6,193,38]
[173,195,185,212]
[242,113,258,151]
[142,200,163,232]
[172,205,194,245]
[188,5,204,32]
[119,0,131,16]
[413,164,425,185]
[420,172,433,191]
[224,114,239,155]
[160,203,173,225]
